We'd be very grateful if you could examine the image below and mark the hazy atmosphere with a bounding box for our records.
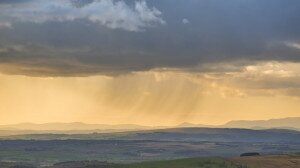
[1,0,300,126]
[1,1,300,168]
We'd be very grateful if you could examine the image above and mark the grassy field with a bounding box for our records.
[116,157,238,168]
[0,157,239,168]
[49,157,239,168]
[49,155,300,168]
[2,155,300,168]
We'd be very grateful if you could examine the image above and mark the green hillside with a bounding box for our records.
[49,157,239,168]
[117,157,238,168]
[0,157,239,168]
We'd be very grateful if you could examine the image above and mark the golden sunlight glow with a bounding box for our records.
[0,61,300,126]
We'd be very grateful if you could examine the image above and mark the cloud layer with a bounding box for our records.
[0,0,165,32]
[0,0,300,77]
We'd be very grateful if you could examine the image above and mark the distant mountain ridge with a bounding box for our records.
[3,127,300,143]
[176,122,213,128]
[0,122,154,131]
[1,117,300,134]
[223,117,300,129]
[176,117,300,131]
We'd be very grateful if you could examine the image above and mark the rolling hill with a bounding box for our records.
[223,117,300,130]
[0,122,153,131]
[2,127,300,143]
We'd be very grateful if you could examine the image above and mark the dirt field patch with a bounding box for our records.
[229,155,300,168]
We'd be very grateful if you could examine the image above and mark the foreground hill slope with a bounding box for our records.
[45,154,300,168]
[0,157,239,168]
[3,155,299,168]
[116,157,237,168]
[230,154,300,168]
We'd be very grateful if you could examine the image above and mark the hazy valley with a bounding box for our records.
[0,119,300,167]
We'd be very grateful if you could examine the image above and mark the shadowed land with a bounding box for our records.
[1,155,300,168]
[1,127,300,165]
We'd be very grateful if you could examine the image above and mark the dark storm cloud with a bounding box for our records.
[0,0,300,76]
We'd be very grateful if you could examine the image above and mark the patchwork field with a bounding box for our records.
[0,140,299,165]
[0,140,300,166]
[2,155,300,168]
[230,155,300,168]
[0,157,240,168]
[0,128,299,167]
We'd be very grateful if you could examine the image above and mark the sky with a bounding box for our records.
[0,0,300,126]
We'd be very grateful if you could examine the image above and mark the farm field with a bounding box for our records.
[1,127,300,166]
[1,155,300,168]
[230,154,300,168]
[0,139,299,166]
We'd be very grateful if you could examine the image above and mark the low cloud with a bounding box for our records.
[0,0,165,32]
[188,61,300,98]
[285,42,300,50]
[182,18,189,24]
[0,22,12,29]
